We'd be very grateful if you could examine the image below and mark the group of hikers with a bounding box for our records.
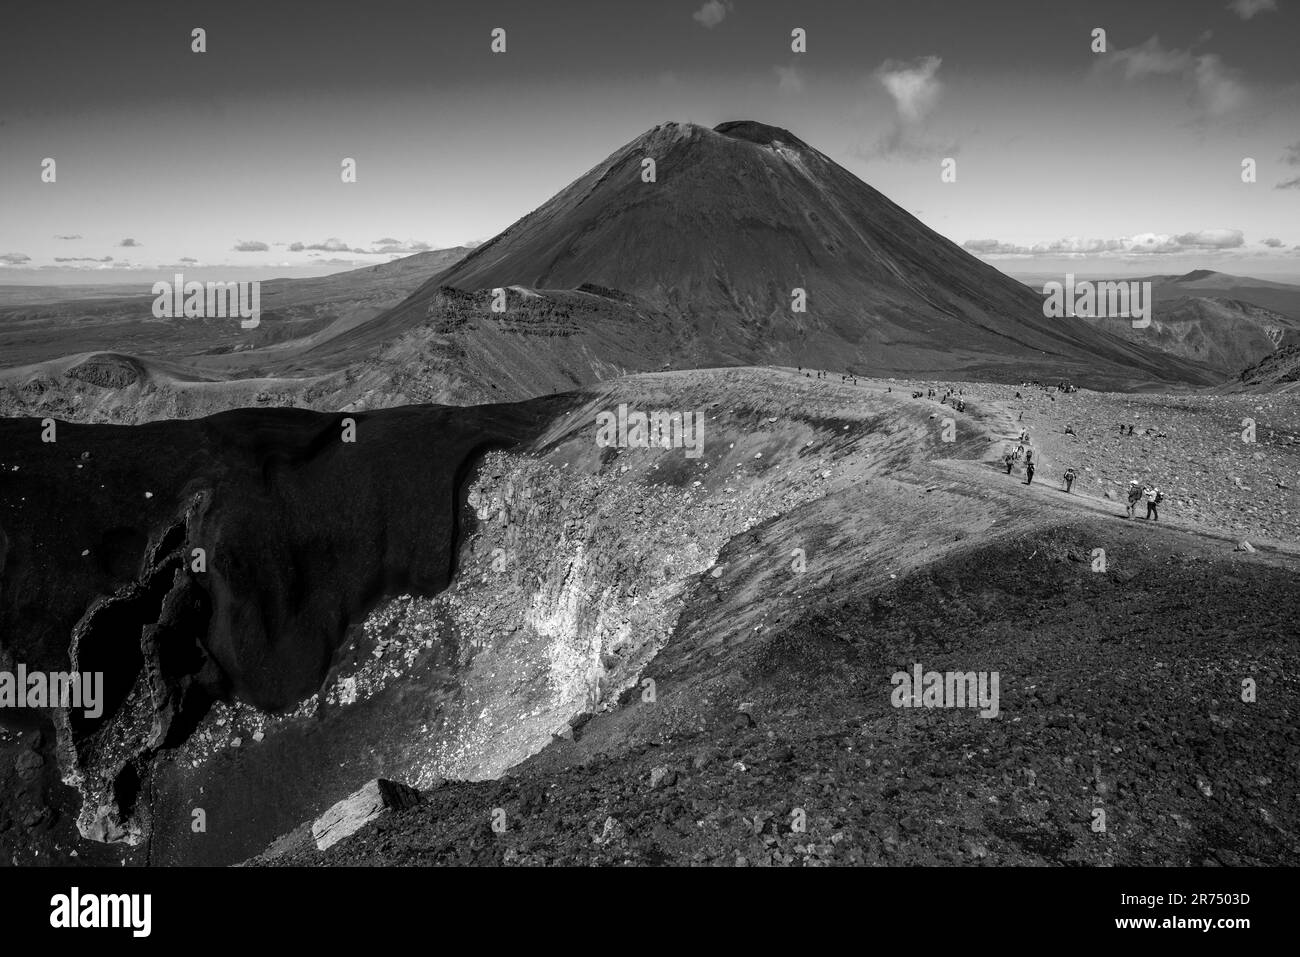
[797,367,859,385]
[1126,480,1164,521]
[1019,379,1077,394]
[1003,445,1162,518]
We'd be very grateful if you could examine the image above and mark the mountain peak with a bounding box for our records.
[712,120,809,149]
[1176,269,1222,282]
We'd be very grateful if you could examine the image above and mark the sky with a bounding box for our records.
[1,0,1298,285]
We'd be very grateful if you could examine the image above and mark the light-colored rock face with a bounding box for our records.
[311,779,420,852]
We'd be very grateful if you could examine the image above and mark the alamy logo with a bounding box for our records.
[1042,273,1151,328]
[595,403,703,458]
[0,667,103,718]
[50,887,151,937]
[151,273,261,328]
[890,663,1000,718]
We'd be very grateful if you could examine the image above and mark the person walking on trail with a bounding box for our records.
[1063,467,1077,493]
[1025,461,1035,485]
[1125,480,1142,519]
[1004,451,1015,474]
[1145,485,1162,521]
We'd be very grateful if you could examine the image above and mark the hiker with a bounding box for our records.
[1064,425,1075,436]
[1025,447,1033,464]
[1118,424,1125,436]
[1125,481,1142,519]
[1127,424,1135,436]
[1025,461,1035,485]
[1063,467,1076,493]
[1005,453,1014,474]
[1145,485,1162,521]
[1015,443,1025,460]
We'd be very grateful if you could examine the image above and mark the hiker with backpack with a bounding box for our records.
[1063,467,1077,493]
[1125,481,1143,519]
[1025,460,1035,485]
[1145,485,1163,521]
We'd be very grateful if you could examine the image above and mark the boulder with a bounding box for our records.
[311,778,421,852]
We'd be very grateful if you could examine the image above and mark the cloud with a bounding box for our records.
[118,238,141,247]
[0,252,31,265]
[1282,142,1300,166]
[53,256,113,263]
[964,229,1246,258]
[1108,36,1191,80]
[857,56,957,160]
[1192,55,1247,116]
[774,64,804,94]
[370,238,433,254]
[179,256,198,263]
[877,56,943,124]
[304,238,354,252]
[1277,176,1300,190]
[692,0,732,28]
[1098,37,1247,118]
[232,240,269,252]
[1262,237,1284,247]
[1227,0,1277,19]
[53,234,81,240]
[1172,228,1246,248]
[287,237,432,255]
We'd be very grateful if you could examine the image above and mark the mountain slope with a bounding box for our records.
[1142,270,1300,321]
[1080,296,1300,375]
[379,120,1217,387]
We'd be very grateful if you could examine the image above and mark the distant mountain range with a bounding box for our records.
[1072,270,1300,377]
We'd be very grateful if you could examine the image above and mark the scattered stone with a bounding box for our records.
[649,765,677,789]
[14,750,43,781]
[311,778,421,852]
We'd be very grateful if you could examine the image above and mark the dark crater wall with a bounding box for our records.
[0,396,572,721]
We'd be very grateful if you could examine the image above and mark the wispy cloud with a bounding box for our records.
[0,252,31,265]
[693,0,733,29]
[232,240,269,252]
[858,55,956,159]
[965,229,1248,257]
[118,238,141,247]
[1227,0,1277,20]
[774,64,804,94]
[285,237,432,255]
[1096,36,1247,118]
[878,55,944,123]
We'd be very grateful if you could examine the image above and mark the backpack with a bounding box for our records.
[1154,491,1164,505]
